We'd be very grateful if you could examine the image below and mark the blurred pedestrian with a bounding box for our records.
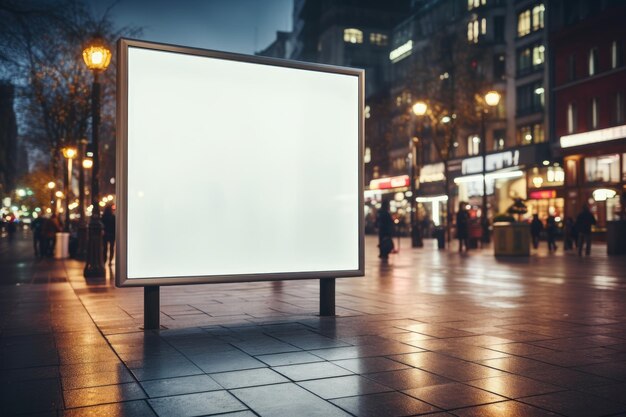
[546,215,557,252]
[31,216,43,258]
[376,200,394,259]
[575,204,596,256]
[41,214,61,257]
[102,205,115,265]
[530,214,542,249]
[456,202,469,253]
[7,219,17,241]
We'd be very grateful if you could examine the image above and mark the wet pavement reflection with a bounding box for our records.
[1,232,626,416]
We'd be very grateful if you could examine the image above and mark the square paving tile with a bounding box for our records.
[63,382,147,408]
[141,374,222,398]
[452,400,561,417]
[520,390,626,417]
[210,367,288,389]
[404,381,506,409]
[298,374,393,399]
[62,400,157,417]
[466,374,564,399]
[332,357,411,374]
[256,351,324,366]
[331,391,440,417]
[148,390,247,417]
[274,361,353,381]
[364,368,451,390]
[232,382,351,417]
[190,350,267,373]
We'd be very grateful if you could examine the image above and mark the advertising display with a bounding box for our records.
[116,39,364,287]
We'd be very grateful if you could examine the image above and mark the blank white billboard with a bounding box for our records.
[116,39,363,286]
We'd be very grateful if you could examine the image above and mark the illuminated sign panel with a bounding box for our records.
[117,39,364,286]
[369,175,410,190]
[529,190,557,199]
[560,125,626,148]
[389,40,413,62]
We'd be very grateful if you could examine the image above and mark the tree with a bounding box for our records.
[0,0,139,185]
[400,19,487,241]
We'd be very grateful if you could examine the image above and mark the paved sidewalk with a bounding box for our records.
[1,230,626,416]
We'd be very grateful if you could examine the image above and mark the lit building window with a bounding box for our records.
[588,47,598,75]
[468,135,481,155]
[585,154,620,183]
[518,4,544,37]
[518,125,533,145]
[343,28,363,44]
[611,41,621,69]
[369,33,388,46]
[591,97,599,129]
[517,124,544,145]
[481,18,487,35]
[468,0,486,10]
[532,4,545,31]
[468,18,481,43]
[517,10,531,37]
[567,103,577,134]
[533,123,545,143]
[533,45,545,65]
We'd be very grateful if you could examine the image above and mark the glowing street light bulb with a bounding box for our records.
[62,147,77,159]
[83,158,93,169]
[412,101,428,116]
[484,90,501,107]
[47,181,56,189]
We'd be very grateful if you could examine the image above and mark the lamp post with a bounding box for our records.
[410,101,427,248]
[47,181,56,213]
[76,139,90,260]
[480,90,501,244]
[62,146,77,232]
[82,37,111,278]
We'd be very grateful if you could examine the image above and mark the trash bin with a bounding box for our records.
[54,232,70,259]
[434,227,445,249]
[607,221,626,255]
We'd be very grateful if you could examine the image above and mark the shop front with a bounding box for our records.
[559,126,626,237]
[365,175,411,235]
[417,162,448,235]
[526,164,565,222]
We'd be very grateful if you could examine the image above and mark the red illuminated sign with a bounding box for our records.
[529,190,557,199]
[369,175,410,190]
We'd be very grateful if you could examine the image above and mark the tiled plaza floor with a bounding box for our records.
[1,230,626,416]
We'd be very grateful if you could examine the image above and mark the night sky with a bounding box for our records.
[86,0,293,54]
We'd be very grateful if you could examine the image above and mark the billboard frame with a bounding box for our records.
[116,38,364,289]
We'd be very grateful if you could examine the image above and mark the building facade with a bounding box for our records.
[550,0,626,232]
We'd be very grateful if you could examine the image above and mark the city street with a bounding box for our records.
[1,230,626,416]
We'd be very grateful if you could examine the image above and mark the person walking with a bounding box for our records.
[546,215,558,252]
[41,214,61,257]
[530,214,543,249]
[31,216,43,258]
[102,205,115,265]
[376,200,394,259]
[456,202,470,253]
[575,204,596,256]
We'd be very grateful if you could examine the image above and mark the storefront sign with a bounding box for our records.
[369,175,410,190]
[461,150,520,175]
[529,190,557,199]
[560,124,626,148]
[419,163,445,183]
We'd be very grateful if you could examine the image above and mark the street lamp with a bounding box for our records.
[82,37,111,278]
[47,181,56,213]
[62,146,77,232]
[480,90,501,244]
[410,101,428,248]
